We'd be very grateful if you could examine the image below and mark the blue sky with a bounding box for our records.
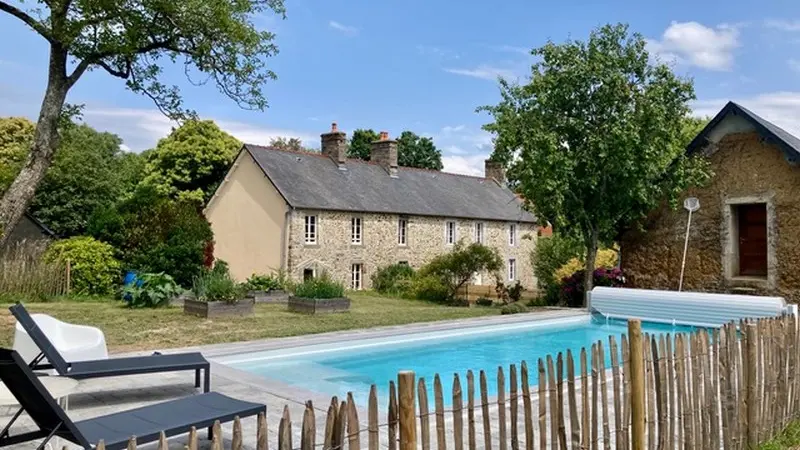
[2,0,800,175]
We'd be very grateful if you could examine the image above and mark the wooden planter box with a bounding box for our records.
[246,289,290,304]
[288,296,350,314]
[184,298,255,318]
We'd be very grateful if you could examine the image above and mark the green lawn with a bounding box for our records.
[759,421,800,450]
[0,292,502,353]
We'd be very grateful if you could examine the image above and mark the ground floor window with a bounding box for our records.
[303,268,315,281]
[351,263,363,290]
[734,203,768,277]
[508,258,516,281]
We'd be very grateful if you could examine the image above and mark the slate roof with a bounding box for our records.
[687,101,800,163]
[243,144,537,223]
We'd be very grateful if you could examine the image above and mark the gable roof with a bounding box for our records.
[687,101,800,163]
[243,144,537,223]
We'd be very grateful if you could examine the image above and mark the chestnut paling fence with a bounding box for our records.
[107,316,799,450]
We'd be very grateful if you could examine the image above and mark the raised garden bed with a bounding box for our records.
[184,298,255,318]
[246,289,290,304]
[288,296,350,314]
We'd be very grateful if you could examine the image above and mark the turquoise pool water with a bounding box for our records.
[227,316,698,406]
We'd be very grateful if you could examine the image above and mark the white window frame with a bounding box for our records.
[445,221,457,245]
[508,258,517,281]
[398,218,408,246]
[304,215,317,244]
[474,222,484,244]
[351,263,363,290]
[351,216,362,245]
[508,223,517,247]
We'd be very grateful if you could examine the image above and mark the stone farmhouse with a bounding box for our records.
[205,124,538,290]
[621,102,800,301]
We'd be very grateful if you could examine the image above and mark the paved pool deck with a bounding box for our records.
[1,308,588,449]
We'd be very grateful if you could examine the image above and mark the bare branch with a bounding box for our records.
[0,1,53,42]
[96,59,131,79]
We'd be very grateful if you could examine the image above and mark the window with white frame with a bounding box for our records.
[398,218,408,246]
[445,221,456,245]
[508,258,517,281]
[351,217,362,245]
[351,263,363,290]
[508,223,517,246]
[474,222,484,244]
[304,215,317,244]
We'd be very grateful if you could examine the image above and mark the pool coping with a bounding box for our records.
[140,307,588,359]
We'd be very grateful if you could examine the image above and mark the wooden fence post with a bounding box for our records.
[746,323,758,449]
[399,371,418,450]
[65,258,71,295]
[629,319,645,450]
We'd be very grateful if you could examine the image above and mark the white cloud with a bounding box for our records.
[80,107,319,152]
[692,92,800,138]
[647,21,740,70]
[442,154,489,177]
[416,45,460,60]
[328,20,358,36]
[444,65,518,81]
[764,20,800,32]
[789,59,800,73]
[488,45,530,56]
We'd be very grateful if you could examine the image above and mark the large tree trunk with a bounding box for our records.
[0,47,68,246]
[582,228,599,307]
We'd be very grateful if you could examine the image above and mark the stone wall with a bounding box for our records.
[620,131,800,302]
[286,210,538,290]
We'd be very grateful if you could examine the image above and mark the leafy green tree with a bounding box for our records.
[1,119,141,236]
[347,129,380,161]
[43,236,121,295]
[0,0,285,246]
[481,24,710,303]
[347,129,443,170]
[0,117,35,193]
[397,131,444,170]
[141,120,242,201]
[418,241,502,300]
[88,185,213,287]
[30,124,128,236]
[269,137,314,152]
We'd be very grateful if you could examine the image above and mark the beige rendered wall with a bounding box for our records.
[286,210,537,290]
[205,150,288,281]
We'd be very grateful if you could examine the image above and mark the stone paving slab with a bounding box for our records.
[1,309,588,449]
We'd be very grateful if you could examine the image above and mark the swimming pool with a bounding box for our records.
[221,315,698,406]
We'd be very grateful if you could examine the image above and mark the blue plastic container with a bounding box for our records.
[122,270,142,301]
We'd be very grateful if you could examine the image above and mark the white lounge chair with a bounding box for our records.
[13,313,108,365]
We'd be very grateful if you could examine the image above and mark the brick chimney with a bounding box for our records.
[371,131,398,177]
[321,122,347,168]
[484,159,506,184]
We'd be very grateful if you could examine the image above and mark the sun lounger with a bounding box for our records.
[9,303,210,392]
[0,348,265,450]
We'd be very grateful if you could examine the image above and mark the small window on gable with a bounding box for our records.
[351,217,362,245]
[446,221,456,245]
[305,215,317,244]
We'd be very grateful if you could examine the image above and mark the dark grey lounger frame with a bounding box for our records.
[9,303,210,392]
[0,349,265,450]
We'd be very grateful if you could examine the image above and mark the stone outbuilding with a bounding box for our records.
[620,102,800,301]
[205,123,538,290]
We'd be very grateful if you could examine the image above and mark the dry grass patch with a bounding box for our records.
[0,292,501,352]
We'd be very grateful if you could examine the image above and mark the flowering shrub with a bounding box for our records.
[560,267,626,307]
[553,248,618,281]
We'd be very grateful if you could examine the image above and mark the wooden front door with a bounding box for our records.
[738,204,768,277]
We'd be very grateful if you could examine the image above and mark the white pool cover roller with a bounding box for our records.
[589,287,793,328]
